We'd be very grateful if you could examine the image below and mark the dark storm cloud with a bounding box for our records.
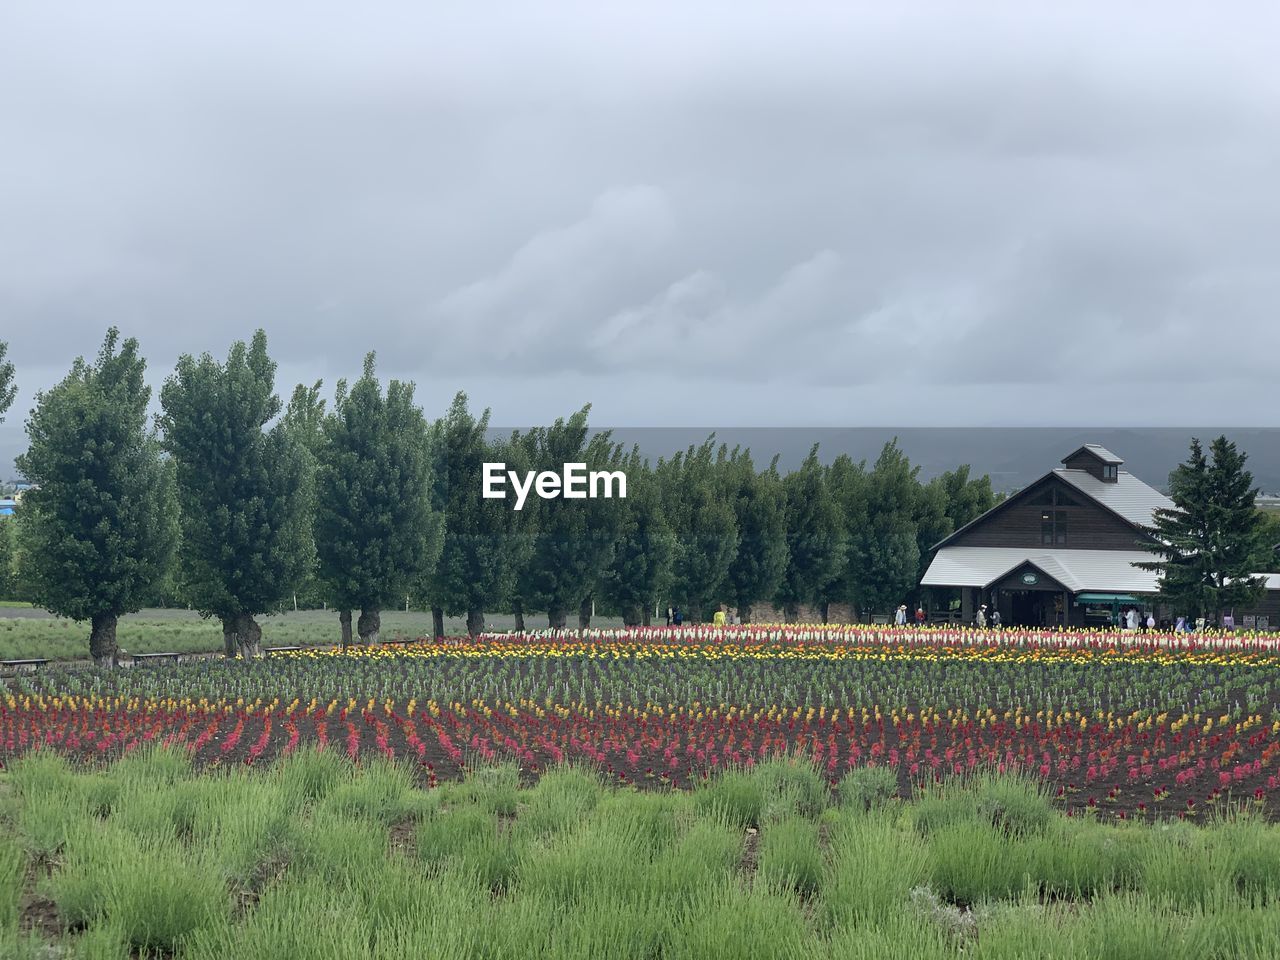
[2,0,1279,452]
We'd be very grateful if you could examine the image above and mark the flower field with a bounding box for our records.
[7,626,1280,957]
[6,626,1280,821]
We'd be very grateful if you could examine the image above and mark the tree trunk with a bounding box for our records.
[220,616,237,658]
[687,603,702,624]
[339,609,353,651]
[739,603,752,625]
[820,600,830,624]
[513,601,525,633]
[89,613,119,669]
[641,606,651,627]
[432,606,445,638]
[622,605,642,627]
[227,612,263,659]
[357,608,381,644]
[466,608,484,636]
[783,603,799,624]
[578,597,592,630]
[548,607,568,630]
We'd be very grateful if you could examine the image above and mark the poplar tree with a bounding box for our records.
[314,355,440,644]
[282,381,330,616]
[658,437,739,623]
[0,339,15,421]
[427,393,514,636]
[16,329,178,666]
[844,441,922,617]
[598,449,674,626]
[721,448,788,623]
[774,445,844,621]
[521,407,624,629]
[500,427,540,632]
[159,331,314,658]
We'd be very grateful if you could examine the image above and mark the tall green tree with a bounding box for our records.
[844,441,922,617]
[823,453,868,617]
[598,449,675,626]
[159,331,314,658]
[521,407,625,629]
[0,517,15,600]
[934,464,997,532]
[911,477,950,603]
[284,381,327,452]
[499,427,541,632]
[427,393,515,636]
[774,445,844,621]
[1258,511,1280,567]
[658,437,739,623]
[916,464,997,607]
[1139,436,1270,620]
[0,340,15,421]
[721,448,788,622]
[282,380,330,618]
[314,355,440,644]
[16,329,178,666]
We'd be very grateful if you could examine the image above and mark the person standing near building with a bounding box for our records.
[991,609,1002,629]
[915,606,926,628]
[894,604,907,627]
[976,605,987,629]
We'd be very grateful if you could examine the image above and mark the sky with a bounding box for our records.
[2,1,1279,472]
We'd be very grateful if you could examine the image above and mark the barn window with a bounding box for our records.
[1041,510,1067,545]
[1031,488,1079,508]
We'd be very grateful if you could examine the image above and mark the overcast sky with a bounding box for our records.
[2,1,1279,471]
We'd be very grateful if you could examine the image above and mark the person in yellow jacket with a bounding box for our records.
[712,610,726,628]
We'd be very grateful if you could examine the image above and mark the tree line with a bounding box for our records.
[0,330,1001,663]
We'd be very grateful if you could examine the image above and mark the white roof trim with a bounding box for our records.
[922,546,1161,593]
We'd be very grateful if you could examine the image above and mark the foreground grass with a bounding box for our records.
[2,752,1279,958]
[0,610,627,662]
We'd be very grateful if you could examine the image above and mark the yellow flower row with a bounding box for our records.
[7,692,1273,736]
[284,639,1280,669]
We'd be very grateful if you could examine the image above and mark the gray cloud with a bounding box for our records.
[2,0,1279,469]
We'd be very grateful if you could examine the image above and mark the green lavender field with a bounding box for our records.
[3,750,1280,959]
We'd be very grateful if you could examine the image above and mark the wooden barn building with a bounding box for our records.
[921,444,1280,629]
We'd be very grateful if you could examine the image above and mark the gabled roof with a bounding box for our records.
[922,547,1160,593]
[1053,468,1173,530]
[932,457,1173,552]
[1063,443,1123,465]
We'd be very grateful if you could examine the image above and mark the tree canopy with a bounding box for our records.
[519,407,625,629]
[1139,436,1271,619]
[0,340,15,422]
[16,329,177,665]
[314,354,441,643]
[775,445,844,620]
[426,393,517,635]
[659,438,740,622]
[159,331,314,657]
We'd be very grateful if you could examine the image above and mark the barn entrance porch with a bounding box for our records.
[989,563,1070,629]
